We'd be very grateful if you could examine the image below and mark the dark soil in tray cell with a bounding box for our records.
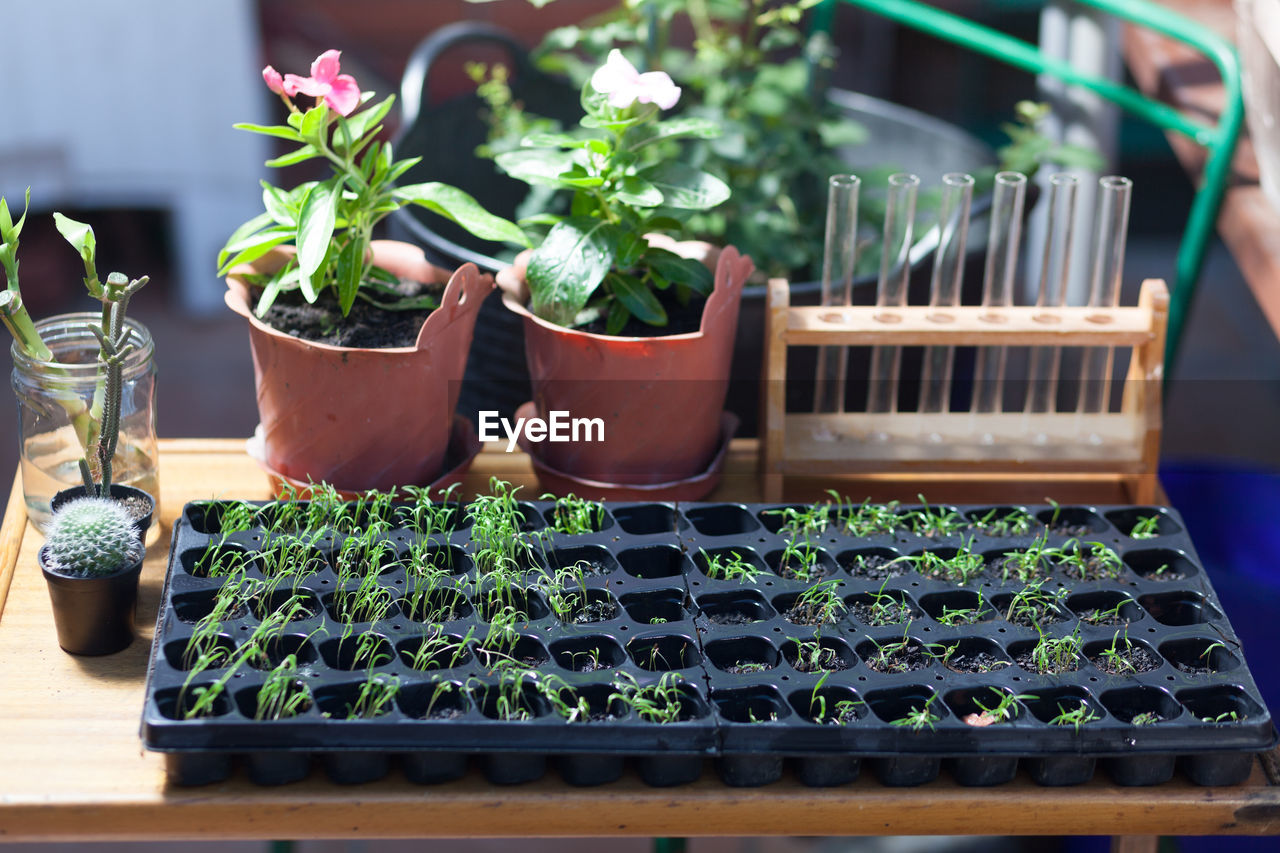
[1124,548,1197,581]
[622,588,690,625]
[398,632,474,672]
[541,545,618,577]
[933,637,1012,674]
[946,686,1026,727]
[628,634,701,671]
[917,590,994,627]
[1101,686,1182,726]
[1024,687,1106,729]
[965,506,1038,538]
[697,590,776,625]
[1068,591,1143,627]
[695,547,769,582]
[399,681,470,720]
[896,504,966,539]
[246,634,319,670]
[543,501,612,535]
[1085,638,1162,675]
[847,589,918,628]
[706,636,781,673]
[774,588,848,627]
[1052,543,1126,583]
[172,589,249,623]
[236,679,315,721]
[1010,636,1083,676]
[1177,685,1266,725]
[839,547,906,580]
[474,588,550,623]
[399,587,472,623]
[550,588,620,624]
[866,685,945,728]
[780,636,857,673]
[792,684,865,725]
[164,634,238,671]
[612,503,686,536]
[685,504,760,536]
[857,636,933,675]
[767,546,836,582]
[401,544,470,576]
[1138,591,1222,626]
[551,636,626,672]
[1160,637,1242,674]
[179,543,253,579]
[1035,506,1106,537]
[983,548,1049,583]
[991,588,1070,629]
[618,545,690,579]
[1106,507,1181,539]
[320,633,396,671]
[475,634,550,668]
[713,685,790,723]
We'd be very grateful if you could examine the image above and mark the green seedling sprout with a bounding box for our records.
[864,624,916,674]
[700,548,766,583]
[1004,578,1067,628]
[901,540,985,585]
[1047,699,1101,732]
[733,661,769,674]
[334,527,398,577]
[1131,711,1161,726]
[1201,710,1242,724]
[779,534,824,581]
[969,691,1034,725]
[831,494,900,537]
[478,667,540,721]
[400,483,460,537]
[1080,599,1130,627]
[889,693,941,732]
[536,673,594,723]
[406,537,459,577]
[765,502,830,537]
[331,567,396,625]
[900,495,966,538]
[214,500,259,535]
[1027,626,1083,675]
[998,529,1052,583]
[1096,628,1138,674]
[971,506,1035,537]
[194,539,252,579]
[860,580,913,627]
[469,478,539,574]
[344,673,400,720]
[610,672,688,724]
[254,655,313,720]
[1051,539,1124,581]
[544,492,605,534]
[788,634,843,673]
[807,673,863,725]
[336,631,392,671]
[406,626,474,671]
[787,579,846,625]
[935,591,990,627]
[1130,514,1161,539]
[257,531,326,581]
[1200,641,1228,667]
[421,679,463,719]
[477,607,522,669]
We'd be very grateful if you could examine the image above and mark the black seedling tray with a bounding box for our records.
[143,499,1276,789]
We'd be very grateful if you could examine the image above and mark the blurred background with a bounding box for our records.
[1,2,1277,852]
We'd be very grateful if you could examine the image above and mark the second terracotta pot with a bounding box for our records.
[225,240,492,492]
[497,243,753,486]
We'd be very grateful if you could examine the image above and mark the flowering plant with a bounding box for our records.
[495,49,730,333]
[219,50,526,318]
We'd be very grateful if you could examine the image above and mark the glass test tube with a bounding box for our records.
[1025,174,1080,420]
[919,173,975,417]
[866,173,919,417]
[814,175,861,413]
[1078,176,1132,421]
[971,171,1027,427]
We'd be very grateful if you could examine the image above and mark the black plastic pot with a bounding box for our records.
[386,24,998,434]
[144,499,1276,788]
[39,543,142,655]
[51,483,155,543]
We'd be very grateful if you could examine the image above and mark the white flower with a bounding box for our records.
[589,49,681,111]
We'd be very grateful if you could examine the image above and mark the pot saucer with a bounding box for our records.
[515,402,739,501]
[246,414,482,499]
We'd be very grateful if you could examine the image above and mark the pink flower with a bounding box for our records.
[281,49,362,116]
[262,65,285,95]
[589,49,680,111]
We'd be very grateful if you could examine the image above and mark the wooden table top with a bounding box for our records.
[0,438,1276,842]
[1122,0,1280,341]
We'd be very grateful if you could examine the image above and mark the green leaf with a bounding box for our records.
[299,105,328,140]
[255,262,300,317]
[637,162,731,210]
[295,181,341,302]
[342,95,394,144]
[615,232,646,269]
[526,218,618,326]
[217,231,294,276]
[628,116,721,150]
[261,182,297,227]
[614,176,663,208]
[233,122,302,142]
[53,212,95,261]
[266,144,321,168]
[605,298,629,335]
[334,238,364,316]
[0,189,28,242]
[218,211,277,269]
[610,273,667,326]
[395,183,529,246]
[522,132,590,149]
[495,149,577,188]
[646,249,713,296]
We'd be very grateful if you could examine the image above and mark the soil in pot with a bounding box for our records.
[258,286,439,348]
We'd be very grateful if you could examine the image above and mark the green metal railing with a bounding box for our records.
[814,0,1244,372]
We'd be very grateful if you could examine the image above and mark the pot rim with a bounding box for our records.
[38,542,145,584]
[224,239,489,354]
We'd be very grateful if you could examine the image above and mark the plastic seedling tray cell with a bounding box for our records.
[144,500,1276,789]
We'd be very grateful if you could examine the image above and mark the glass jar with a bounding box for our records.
[11,313,159,532]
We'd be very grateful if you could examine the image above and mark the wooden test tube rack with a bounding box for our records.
[759,278,1169,503]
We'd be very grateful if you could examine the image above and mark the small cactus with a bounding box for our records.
[44,497,140,577]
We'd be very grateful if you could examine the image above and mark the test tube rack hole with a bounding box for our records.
[759,277,1168,503]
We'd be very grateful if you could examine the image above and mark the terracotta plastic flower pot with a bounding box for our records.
[39,544,143,656]
[497,242,753,487]
[225,241,492,492]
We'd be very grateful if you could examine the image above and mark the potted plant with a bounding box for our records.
[36,274,155,655]
[1,194,159,531]
[219,50,526,492]
[493,50,754,497]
